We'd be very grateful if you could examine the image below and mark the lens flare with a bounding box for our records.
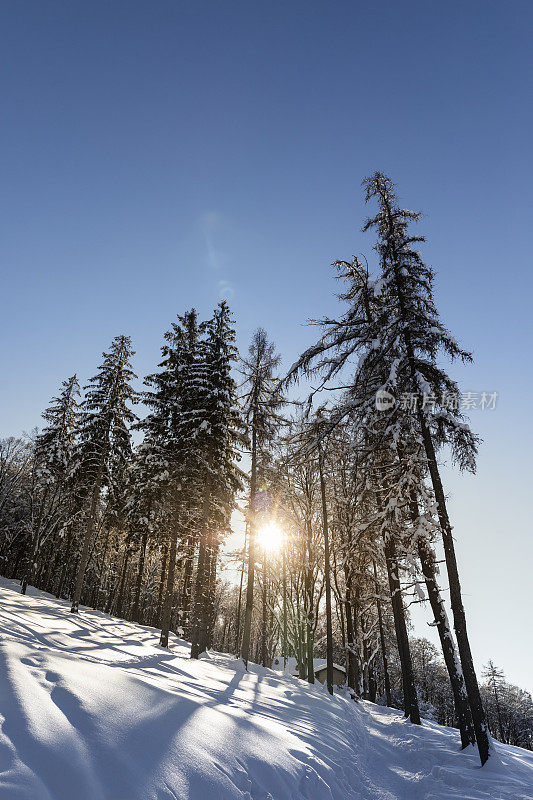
[256,522,283,553]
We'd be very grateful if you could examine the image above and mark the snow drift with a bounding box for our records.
[0,579,531,800]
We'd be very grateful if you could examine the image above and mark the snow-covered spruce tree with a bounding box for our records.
[240,328,283,667]
[21,374,80,595]
[70,336,138,614]
[142,309,206,647]
[362,172,490,763]
[482,661,507,743]
[187,302,246,659]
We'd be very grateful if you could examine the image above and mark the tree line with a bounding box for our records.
[1,173,530,763]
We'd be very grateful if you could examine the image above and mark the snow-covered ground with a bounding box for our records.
[0,579,531,800]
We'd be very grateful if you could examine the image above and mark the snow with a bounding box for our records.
[0,580,532,800]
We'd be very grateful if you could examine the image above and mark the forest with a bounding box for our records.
[1,173,531,766]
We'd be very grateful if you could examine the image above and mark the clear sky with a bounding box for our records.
[1,2,531,692]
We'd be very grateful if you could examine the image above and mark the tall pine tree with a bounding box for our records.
[21,374,80,595]
[189,303,246,659]
[362,172,490,763]
[70,336,137,614]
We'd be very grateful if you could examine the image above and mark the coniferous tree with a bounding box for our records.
[70,335,137,613]
[21,375,80,595]
[142,309,206,647]
[482,661,507,743]
[362,173,490,762]
[189,302,246,658]
[330,257,473,740]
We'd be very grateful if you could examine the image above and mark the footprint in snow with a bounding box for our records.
[20,656,40,667]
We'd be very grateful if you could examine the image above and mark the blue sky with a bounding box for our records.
[1,2,532,691]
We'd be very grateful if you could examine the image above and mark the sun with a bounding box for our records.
[256,521,284,553]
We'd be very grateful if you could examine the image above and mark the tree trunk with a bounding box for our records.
[191,481,211,659]
[43,539,60,593]
[391,242,491,762]
[179,535,195,637]
[10,545,25,580]
[160,525,179,648]
[241,413,258,667]
[132,529,148,623]
[202,538,218,652]
[361,612,370,699]
[221,618,228,652]
[373,560,392,707]
[21,530,41,595]
[318,441,334,696]
[416,412,491,763]
[93,526,112,610]
[344,566,360,693]
[492,684,505,742]
[234,525,247,655]
[190,533,208,658]
[344,585,357,691]
[261,549,268,667]
[56,527,74,599]
[304,516,315,683]
[416,531,475,747]
[21,484,51,595]
[71,472,102,613]
[383,534,421,724]
[113,543,131,619]
[104,546,120,614]
[298,619,307,679]
[154,543,168,627]
[282,538,288,669]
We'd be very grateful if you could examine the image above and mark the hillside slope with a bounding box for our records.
[0,579,531,800]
